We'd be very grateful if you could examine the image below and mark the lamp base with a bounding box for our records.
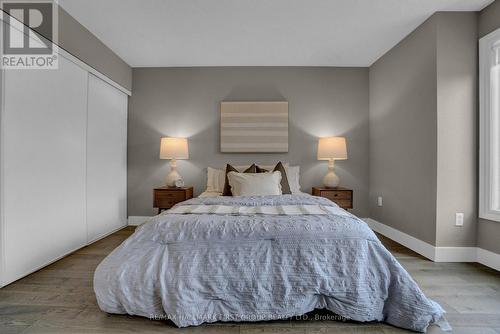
[323,160,340,188]
[166,159,182,187]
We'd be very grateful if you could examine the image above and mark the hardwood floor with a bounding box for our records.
[1,226,499,334]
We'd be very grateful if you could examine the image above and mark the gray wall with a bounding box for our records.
[477,220,500,254]
[126,7,497,254]
[478,0,500,254]
[369,12,478,247]
[479,0,500,38]
[369,16,438,245]
[58,7,132,91]
[128,67,369,217]
[435,12,478,247]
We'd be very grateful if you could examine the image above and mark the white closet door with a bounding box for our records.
[2,56,88,285]
[86,74,127,242]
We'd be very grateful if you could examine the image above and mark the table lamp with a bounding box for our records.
[317,136,347,188]
[160,137,189,187]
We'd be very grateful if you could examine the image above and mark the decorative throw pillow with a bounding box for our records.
[227,171,282,196]
[222,163,257,196]
[286,165,301,193]
[256,161,291,194]
[206,167,226,192]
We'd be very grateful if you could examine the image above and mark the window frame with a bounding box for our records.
[479,28,500,222]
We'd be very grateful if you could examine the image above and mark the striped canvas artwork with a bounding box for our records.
[220,101,289,152]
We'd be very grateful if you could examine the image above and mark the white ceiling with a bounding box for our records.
[59,0,493,67]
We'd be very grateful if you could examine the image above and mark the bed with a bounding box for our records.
[94,193,446,332]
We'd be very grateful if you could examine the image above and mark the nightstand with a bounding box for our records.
[312,186,353,210]
[153,186,193,213]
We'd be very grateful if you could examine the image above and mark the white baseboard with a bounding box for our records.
[128,216,152,226]
[477,248,500,271]
[434,247,477,262]
[363,218,436,260]
[363,218,500,271]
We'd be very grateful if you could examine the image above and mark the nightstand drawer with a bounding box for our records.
[312,186,353,210]
[320,190,351,201]
[154,198,177,209]
[154,192,185,208]
[331,199,352,209]
[153,186,194,213]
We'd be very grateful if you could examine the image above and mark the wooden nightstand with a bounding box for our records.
[153,186,193,213]
[312,186,353,210]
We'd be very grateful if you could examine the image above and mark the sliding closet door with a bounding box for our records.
[86,74,127,242]
[2,56,88,285]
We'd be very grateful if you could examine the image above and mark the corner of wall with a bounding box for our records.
[367,13,439,246]
[57,6,132,91]
[434,12,478,248]
[479,0,500,38]
[476,0,500,257]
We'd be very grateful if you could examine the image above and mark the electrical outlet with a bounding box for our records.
[377,196,383,207]
[455,213,464,227]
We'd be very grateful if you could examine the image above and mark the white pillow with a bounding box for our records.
[206,165,259,192]
[206,167,226,192]
[206,165,263,192]
[227,171,282,196]
[286,165,301,193]
[206,163,300,193]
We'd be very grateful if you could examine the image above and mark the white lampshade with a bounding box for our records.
[317,136,348,160]
[159,137,189,160]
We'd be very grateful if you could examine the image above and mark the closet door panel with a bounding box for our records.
[2,56,88,285]
[86,74,127,242]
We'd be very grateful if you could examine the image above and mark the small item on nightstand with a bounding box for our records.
[153,186,193,214]
[312,186,353,210]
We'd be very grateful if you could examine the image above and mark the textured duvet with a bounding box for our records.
[94,195,445,332]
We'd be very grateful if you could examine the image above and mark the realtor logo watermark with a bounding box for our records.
[0,0,58,69]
